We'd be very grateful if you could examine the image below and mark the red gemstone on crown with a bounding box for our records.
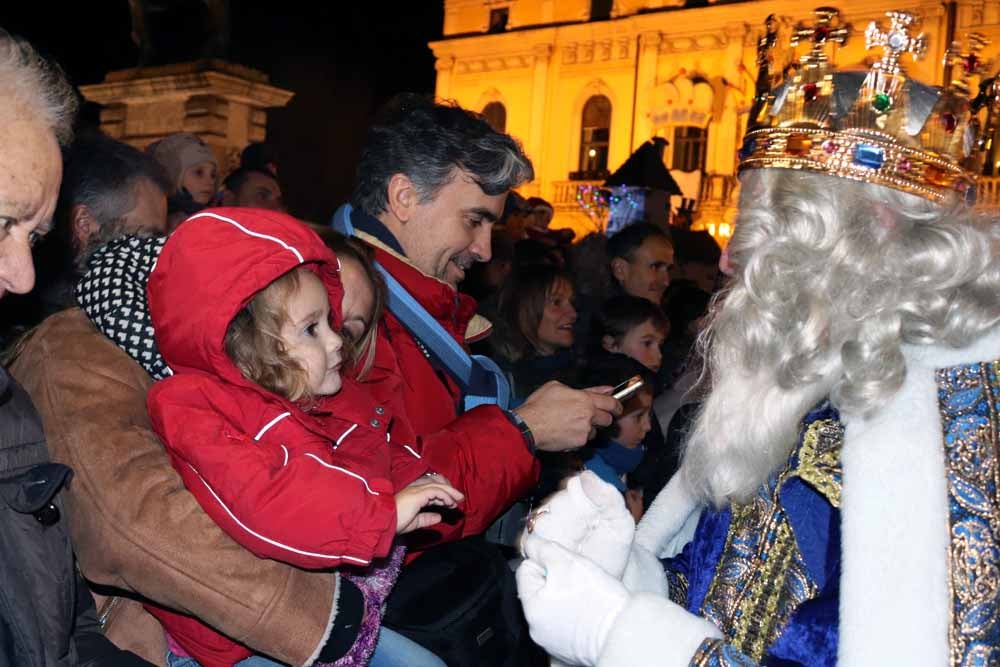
[803,83,819,102]
[814,25,830,42]
[942,113,957,134]
[898,157,912,173]
[964,55,979,75]
[821,139,838,154]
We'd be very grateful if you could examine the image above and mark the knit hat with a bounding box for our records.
[146,133,217,194]
[76,235,172,381]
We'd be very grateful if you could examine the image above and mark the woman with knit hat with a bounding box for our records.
[146,132,219,230]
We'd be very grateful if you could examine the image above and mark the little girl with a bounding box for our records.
[146,132,219,230]
[144,208,459,667]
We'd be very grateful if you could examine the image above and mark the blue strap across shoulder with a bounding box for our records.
[331,204,511,412]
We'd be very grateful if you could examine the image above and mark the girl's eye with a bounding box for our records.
[29,231,44,248]
[305,323,318,337]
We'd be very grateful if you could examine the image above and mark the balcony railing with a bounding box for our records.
[551,179,604,210]
[977,176,1000,210]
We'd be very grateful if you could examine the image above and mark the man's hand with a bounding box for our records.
[513,381,620,452]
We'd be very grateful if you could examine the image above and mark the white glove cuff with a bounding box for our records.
[597,593,721,667]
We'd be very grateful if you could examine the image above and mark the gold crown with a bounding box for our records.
[738,7,1000,204]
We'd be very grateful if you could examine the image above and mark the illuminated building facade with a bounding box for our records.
[430,1,1000,243]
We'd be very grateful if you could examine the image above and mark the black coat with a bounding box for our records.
[0,367,150,667]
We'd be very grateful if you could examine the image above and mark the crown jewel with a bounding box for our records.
[738,7,999,204]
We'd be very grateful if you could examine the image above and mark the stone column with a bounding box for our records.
[79,59,293,174]
[435,55,456,100]
[711,22,748,177]
[632,31,662,151]
[528,44,553,177]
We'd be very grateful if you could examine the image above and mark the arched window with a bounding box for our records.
[482,101,507,133]
[577,95,612,178]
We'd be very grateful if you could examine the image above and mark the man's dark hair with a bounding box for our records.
[223,166,278,194]
[606,222,672,262]
[59,130,171,235]
[240,142,277,175]
[352,94,534,217]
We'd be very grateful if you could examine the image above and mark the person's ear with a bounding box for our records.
[602,335,620,353]
[386,173,419,224]
[610,256,629,283]
[70,204,98,250]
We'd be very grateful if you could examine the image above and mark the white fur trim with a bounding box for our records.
[634,472,702,559]
[838,327,1000,665]
[622,544,669,597]
[304,572,341,666]
[597,593,721,667]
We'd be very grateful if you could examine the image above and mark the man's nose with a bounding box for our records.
[1,235,36,295]
[471,226,492,263]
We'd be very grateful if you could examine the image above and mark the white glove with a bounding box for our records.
[517,534,630,667]
[525,471,636,578]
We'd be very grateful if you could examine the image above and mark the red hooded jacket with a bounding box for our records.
[354,228,540,546]
[145,209,428,666]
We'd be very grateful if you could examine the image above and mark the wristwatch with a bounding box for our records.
[505,409,537,456]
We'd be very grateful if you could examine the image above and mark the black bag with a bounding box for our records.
[382,537,545,667]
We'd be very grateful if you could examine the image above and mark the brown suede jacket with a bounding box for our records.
[10,308,340,666]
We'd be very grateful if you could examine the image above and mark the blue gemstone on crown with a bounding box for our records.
[853,143,885,169]
[739,137,757,160]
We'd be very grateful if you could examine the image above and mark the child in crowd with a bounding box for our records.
[142,209,459,667]
[577,355,656,522]
[146,132,219,230]
[593,296,680,514]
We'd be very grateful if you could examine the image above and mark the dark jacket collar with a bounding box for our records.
[350,208,406,257]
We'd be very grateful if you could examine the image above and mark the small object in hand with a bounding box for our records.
[611,375,644,402]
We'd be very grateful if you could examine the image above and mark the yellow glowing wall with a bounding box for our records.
[432,1,1000,241]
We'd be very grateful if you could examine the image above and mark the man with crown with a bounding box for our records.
[515,7,1000,667]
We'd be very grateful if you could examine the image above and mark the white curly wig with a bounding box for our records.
[683,168,1000,507]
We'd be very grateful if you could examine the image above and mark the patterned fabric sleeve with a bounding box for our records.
[666,568,689,607]
[690,639,759,667]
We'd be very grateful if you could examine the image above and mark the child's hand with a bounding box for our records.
[394,480,464,534]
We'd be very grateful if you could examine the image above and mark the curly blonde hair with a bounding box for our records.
[684,169,1000,507]
[224,268,313,402]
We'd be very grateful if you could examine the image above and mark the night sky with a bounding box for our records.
[1,1,445,222]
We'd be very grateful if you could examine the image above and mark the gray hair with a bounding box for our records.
[353,94,534,217]
[0,32,77,146]
[683,169,1000,507]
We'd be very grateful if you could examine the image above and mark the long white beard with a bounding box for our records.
[682,359,838,508]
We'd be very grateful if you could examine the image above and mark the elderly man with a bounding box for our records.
[516,10,1000,667]
[0,32,153,666]
[8,55,361,667]
[344,95,620,543]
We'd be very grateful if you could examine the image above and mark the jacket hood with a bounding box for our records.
[148,208,343,387]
